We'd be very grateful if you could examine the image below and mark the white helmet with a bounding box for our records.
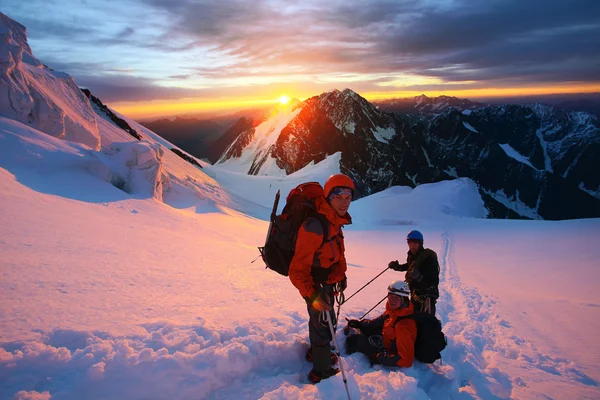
[388,280,410,298]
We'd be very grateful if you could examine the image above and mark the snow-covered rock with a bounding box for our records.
[0,12,100,150]
[101,141,170,202]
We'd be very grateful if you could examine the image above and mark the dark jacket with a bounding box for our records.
[398,248,439,299]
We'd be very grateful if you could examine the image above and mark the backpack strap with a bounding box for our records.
[394,314,416,326]
[306,212,331,244]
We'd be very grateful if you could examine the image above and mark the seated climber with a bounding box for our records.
[344,280,417,368]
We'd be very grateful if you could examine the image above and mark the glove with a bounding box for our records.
[389,260,408,271]
[308,292,332,312]
[410,267,423,282]
[343,318,362,336]
[346,318,361,329]
[388,260,401,271]
[369,352,384,367]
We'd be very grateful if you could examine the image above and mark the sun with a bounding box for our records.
[277,95,291,105]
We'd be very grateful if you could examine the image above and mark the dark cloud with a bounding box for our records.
[75,74,207,102]
[74,73,304,103]
[143,0,273,37]
[116,27,135,40]
[5,15,95,40]
[38,57,106,77]
[169,74,192,80]
[349,0,600,82]
[142,0,600,87]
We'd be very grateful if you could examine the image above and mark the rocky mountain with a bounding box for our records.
[216,89,600,220]
[373,95,486,115]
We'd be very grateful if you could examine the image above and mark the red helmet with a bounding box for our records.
[324,173,355,198]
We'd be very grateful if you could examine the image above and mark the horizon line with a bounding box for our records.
[108,86,600,120]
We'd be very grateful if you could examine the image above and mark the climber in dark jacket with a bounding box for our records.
[388,230,440,315]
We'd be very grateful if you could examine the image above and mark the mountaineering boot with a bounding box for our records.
[305,346,338,365]
[312,344,332,370]
[307,367,340,384]
[307,344,336,383]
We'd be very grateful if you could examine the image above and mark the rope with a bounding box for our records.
[341,267,389,305]
[359,295,388,320]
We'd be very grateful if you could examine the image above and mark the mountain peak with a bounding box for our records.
[0,12,100,149]
[342,88,359,96]
[0,12,39,66]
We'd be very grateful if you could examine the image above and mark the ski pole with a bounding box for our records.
[325,311,352,400]
[255,190,280,265]
[358,295,387,320]
[341,267,389,305]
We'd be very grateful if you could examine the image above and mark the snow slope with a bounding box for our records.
[2,115,600,399]
[216,103,302,176]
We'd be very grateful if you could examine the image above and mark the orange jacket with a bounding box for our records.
[382,302,417,367]
[288,196,351,299]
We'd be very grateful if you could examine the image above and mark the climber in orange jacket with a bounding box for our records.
[344,280,417,368]
[288,173,354,384]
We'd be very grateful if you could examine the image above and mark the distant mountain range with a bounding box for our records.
[133,90,600,220]
[147,93,600,165]
[373,95,487,115]
[215,89,600,220]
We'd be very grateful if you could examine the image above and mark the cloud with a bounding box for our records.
[345,0,600,82]
[75,74,206,103]
[144,0,600,85]
[3,0,599,106]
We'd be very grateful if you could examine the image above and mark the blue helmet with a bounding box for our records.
[407,230,424,241]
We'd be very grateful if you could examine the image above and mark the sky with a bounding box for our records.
[3,0,600,117]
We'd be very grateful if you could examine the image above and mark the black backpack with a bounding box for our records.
[258,182,329,276]
[396,313,447,364]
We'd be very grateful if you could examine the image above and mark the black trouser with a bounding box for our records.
[345,330,384,359]
[306,284,337,373]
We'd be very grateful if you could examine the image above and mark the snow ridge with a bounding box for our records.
[0,14,100,150]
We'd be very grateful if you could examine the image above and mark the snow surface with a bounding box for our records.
[216,103,302,176]
[535,127,553,173]
[443,167,459,178]
[2,119,600,399]
[482,188,542,220]
[372,127,395,143]
[2,13,600,400]
[498,144,538,171]
[462,121,478,133]
[579,182,600,200]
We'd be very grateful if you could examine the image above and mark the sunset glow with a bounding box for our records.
[278,95,291,105]
[5,0,596,119]
[111,83,600,119]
